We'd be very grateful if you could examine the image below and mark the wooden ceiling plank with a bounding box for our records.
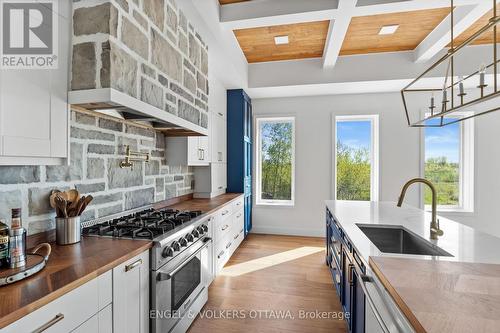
[415,3,493,63]
[340,7,452,56]
[234,21,330,63]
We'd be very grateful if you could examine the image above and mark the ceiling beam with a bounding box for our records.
[322,0,358,68]
[220,0,485,30]
[220,0,340,30]
[414,2,493,63]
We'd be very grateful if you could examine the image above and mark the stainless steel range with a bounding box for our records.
[82,205,213,333]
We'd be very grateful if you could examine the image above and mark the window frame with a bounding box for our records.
[421,113,475,213]
[255,116,296,207]
[333,115,380,202]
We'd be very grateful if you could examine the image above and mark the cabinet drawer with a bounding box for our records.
[216,205,232,222]
[231,197,244,212]
[214,238,230,275]
[3,272,109,333]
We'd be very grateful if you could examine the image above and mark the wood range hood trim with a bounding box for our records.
[68,88,208,137]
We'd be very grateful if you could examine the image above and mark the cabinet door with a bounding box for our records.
[342,248,353,332]
[353,268,366,333]
[113,251,149,333]
[187,137,201,165]
[0,0,69,161]
[199,136,210,163]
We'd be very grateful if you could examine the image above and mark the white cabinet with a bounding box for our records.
[113,250,150,333]
[193,163,227,198]
[211,196,245,277]
[0,0,70,166]
[166,136,210,166]
[2,270,111,333]
[211,113,226,163]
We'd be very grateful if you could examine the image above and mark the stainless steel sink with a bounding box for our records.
[357,224,453,257]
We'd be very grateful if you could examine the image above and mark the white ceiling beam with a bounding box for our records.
[414,2,493,63]
[322,0,357,68]
[355,0,484,16]
[220,0,340,30]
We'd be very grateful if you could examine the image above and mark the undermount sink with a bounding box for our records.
[357,224,453,257]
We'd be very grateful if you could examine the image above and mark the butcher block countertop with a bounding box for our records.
[0,237,152,329]
[370,257,500,333]
[155,192,243,213]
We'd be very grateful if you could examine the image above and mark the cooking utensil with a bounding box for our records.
[66,189,80,204]
[49,190,61,209]
[78,195,93,216]
[54,196,68,218]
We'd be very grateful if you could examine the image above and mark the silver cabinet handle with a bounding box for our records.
[218,186,223,190]
[218,112,223,117]
[222,224,229,231]
[236,213,242,218]
[236,201,242,206]
[218,152,222,161]
[225,242,232,249]
[217,250,225,259]
[201,149,205,160]
[32,313,64,333]
[239,229,244,234]
[233,234,239,240]
[198,148,202,160]
[125,258,143,272]
[222,210,229,216]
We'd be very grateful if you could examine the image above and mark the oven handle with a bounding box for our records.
[157,237,212,281]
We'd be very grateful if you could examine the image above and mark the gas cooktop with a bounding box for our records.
[82,208,203,240]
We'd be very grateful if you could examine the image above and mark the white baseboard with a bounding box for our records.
[250,225,324,238]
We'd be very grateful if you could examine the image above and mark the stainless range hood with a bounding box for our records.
[69,88,208,136]
[69,1,210,136]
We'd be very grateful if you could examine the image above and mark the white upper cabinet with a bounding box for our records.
[0,0,70,165]
[166,136,210,166]
[211,113,227,163]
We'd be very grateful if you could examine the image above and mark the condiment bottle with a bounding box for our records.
[0,220,9,269]
[9,208,26,269]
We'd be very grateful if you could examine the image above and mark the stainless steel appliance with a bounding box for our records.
[81,205,213,333]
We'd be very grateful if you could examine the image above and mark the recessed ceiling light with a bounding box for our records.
[274,35,289,45]
[378,25,399,35]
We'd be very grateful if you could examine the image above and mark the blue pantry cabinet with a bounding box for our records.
[227,89,252,236]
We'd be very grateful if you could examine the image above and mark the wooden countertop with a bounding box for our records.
[0,237,152,329]
[155,192,244,214]
[370,256,500,333]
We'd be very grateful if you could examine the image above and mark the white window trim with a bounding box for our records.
[255,116,296,206]
[421,113,475,213]
[333,115,380,202]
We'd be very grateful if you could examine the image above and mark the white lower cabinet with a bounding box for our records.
[113,250,150,333]
[211,196,245,278]
[3,250,150,333]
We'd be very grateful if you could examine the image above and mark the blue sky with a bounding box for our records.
[425,119,460,163]
[337,121,371,151]
[337,119,459,163]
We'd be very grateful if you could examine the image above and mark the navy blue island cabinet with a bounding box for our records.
[326,208,366,333]
[227,89,252,236]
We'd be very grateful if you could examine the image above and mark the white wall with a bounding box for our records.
[251,92,500,238]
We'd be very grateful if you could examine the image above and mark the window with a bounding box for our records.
[334,115,379,201]
[255,117,295,206]
[423,116,474,211]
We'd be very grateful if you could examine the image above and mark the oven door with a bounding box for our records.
[152,239,211,333]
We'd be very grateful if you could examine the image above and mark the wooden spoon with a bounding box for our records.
[49,189,61,209]
[78,195,93,216]
[54,196,68,218]
[66,189,80,204]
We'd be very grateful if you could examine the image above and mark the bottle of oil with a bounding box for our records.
[0,220,9,269]
[9,208,26,269]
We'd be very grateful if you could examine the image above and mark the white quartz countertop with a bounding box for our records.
[325,200,500,265]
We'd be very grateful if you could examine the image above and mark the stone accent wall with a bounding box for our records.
[71,0,209,129]
[0,110,194,235]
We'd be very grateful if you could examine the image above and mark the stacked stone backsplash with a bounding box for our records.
[0,110,194,235]
[72,0,209,129]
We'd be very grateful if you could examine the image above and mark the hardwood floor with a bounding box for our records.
[188,234,347,333]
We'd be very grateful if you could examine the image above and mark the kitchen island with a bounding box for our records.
[325,200,500,333]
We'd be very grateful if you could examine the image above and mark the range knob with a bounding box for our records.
[197,226,205,235]
[185,233,194,242]
[201,224,209,233]
[161,246,174,258]
[179,237,188,247]
[171,241,181,251]
[191,229,199,238]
